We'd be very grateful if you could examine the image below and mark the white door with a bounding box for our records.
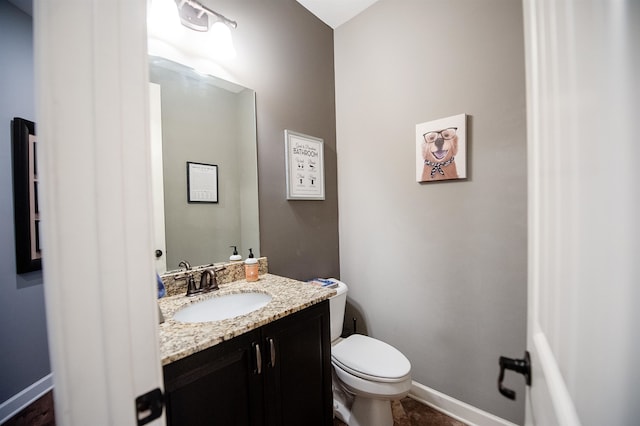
[36,1,166,425]
[150,83,168,274]
[522,1,639,425]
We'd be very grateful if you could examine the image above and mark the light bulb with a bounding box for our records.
[209,21,236,60]
[148,0,181,39]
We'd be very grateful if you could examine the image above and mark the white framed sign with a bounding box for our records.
[285,130,325,200]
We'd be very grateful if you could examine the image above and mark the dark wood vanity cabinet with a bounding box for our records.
[163,300,333,426]
[163,329,264,426]
[261,301,333,426]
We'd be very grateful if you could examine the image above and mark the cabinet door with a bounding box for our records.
[262,300,333,426]
[163,329,264,426]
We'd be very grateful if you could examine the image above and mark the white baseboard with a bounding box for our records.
[0,376,515,426]
[0,374,53,425]
[409,381,519,426]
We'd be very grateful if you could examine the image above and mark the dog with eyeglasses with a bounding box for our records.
[421,127,459,181]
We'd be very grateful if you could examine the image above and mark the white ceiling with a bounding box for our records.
[296,0,380,29]
[9,0,378,29]
[8,0,377,29]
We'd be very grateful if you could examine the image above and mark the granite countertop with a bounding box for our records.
[158,273,336,366]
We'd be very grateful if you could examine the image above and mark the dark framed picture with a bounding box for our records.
[187,161,218,203]
[12,117,42,273]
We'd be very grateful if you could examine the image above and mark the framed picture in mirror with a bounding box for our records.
[12,117,42,274]
[187,161,219,203]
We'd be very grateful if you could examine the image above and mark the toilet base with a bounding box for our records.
[333,397,351,424]
[332,367,407,426]
[350,396,393,426]
[333,395,394,426]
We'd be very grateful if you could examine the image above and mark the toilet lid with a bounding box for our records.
[331,334,411,382]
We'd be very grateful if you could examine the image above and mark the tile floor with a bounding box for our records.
[3,391,55,426]
[333,397,468,426]
[6,390,467,426]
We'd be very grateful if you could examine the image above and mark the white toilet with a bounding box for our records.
[327,279,412,426]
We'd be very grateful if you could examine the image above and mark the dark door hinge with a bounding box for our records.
[136,388,164,425]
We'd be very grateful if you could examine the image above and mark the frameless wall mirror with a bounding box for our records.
[149,56,260,271]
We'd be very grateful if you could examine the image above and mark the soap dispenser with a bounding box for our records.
[244,248,259,282]
[229,245,242,261]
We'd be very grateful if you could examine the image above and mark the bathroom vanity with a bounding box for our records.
[158,274,335,426]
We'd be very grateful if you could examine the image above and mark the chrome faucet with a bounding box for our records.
[200,269,219,292]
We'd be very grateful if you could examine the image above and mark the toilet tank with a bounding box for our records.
[327,279,348,342]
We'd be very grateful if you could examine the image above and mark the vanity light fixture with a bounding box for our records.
[148,0,237,63]
[175,0,238,31]
[173,0,237,59]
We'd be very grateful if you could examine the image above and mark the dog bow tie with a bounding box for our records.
[424,157,455,177]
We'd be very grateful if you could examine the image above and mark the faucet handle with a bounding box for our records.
[185,273,201,297]
[178,260,192,271]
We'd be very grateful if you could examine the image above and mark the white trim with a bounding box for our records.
[149,82,167,274]
[410,381,518,426]
[0,374,53,424]
[531,333,580,426]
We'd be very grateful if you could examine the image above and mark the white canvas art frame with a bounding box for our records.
[416,114,467,182]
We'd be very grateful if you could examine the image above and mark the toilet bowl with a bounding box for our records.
[327,279,412,426]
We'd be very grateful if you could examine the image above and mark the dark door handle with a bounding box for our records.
[155,249,163,258]
[498,351,531,400]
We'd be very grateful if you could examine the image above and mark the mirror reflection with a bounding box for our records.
[149,56,259,270]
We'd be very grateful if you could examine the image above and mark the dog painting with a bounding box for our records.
[416,114,467,182]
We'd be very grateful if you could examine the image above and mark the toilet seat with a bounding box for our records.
[331,334,411,383]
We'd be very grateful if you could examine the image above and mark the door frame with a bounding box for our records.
[150,82,168,274]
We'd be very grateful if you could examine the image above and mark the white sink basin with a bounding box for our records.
[173,292,272,323]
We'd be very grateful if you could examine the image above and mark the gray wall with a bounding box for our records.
[335,0,527,424]
[0,0,51,404]
[237,89,260,258]
[208,0,339,281]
